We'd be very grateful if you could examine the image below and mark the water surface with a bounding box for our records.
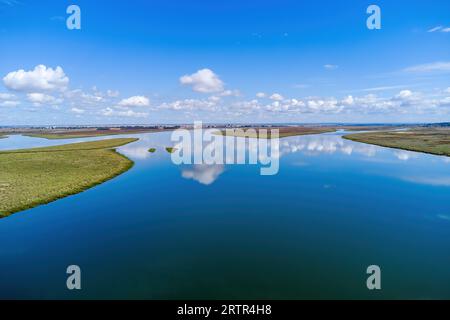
[0,132,449,299]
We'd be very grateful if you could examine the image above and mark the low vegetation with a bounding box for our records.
[148,148,156,153]
[215,127,336,139]
[0,138,138,217]
[25,128,166,140]
[343,128,450,157]
[165,147,177,153]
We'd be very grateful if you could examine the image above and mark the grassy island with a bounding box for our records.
[214,127,336,139]
[0,138,138,217]
[148,148,156,153]
[343,128,450,157]
[165,147,177,153]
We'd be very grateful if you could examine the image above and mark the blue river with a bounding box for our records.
[0,131,449,299]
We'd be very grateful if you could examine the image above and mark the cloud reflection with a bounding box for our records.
[182,164,225,185]
[279,135,378,158]
[402,176,450,187]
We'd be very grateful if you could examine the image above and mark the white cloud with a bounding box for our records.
[256,92,266,98]
[445,87,450,93]
[180,68,224,93]
[324,64,338,70]
[428,26,443,32]
[208,95,221,102]
[428,26,450,33]
[0,100,20,107]
[361,85,408,92]
[107,89,120,97]
[341,95,354,105]
[404,61,450,73]
[159,98,219,111]
[26,93,59,105]
[118,96,150,107]
[3,65,69,92]
[100,107,148,118]
[70,107,85,114]
[220,89,240,97]
[0,93,16,100]
[396,90,413,99]
[270,93,284,101]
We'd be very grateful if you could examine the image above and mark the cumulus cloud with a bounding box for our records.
[159,98,219,111]
[180,68,224,93]
[341,95,354,105]
[3,65,69,92]
[220,89,240,97]
[0,93,16,100]
[70,107,85,114]
[256,92,266,98]
[152,86,450,120]
[100,107,148,118]
[26,93,60,105]
[107,89,120,97]
[118,96,150,107]
[270,93,284,101]
[0,100,20,107]
[396,90,413,99]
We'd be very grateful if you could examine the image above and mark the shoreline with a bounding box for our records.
[0,138,138,217]
[343,130,450,158]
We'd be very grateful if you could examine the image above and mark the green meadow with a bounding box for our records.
[0,138,138,217]
[344,129,450,157]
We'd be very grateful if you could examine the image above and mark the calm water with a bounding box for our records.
[0,132,449,299]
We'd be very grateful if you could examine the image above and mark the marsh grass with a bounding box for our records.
[343,129,450,157]
[0,138,138,217]
[24,128,166,140]
[165,147,177,153]
[214,127,335,139]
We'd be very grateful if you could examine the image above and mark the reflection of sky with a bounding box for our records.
[1,131,449,187]
[279,134,378,157]
[182,164,225,185]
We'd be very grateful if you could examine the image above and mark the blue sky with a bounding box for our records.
[0,0,449,125]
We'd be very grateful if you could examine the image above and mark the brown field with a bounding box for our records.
[216,127,336,138]
[23,128,169,139]
[214,124,403,139]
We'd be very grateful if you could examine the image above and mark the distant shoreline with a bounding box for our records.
[343,128,450,158]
